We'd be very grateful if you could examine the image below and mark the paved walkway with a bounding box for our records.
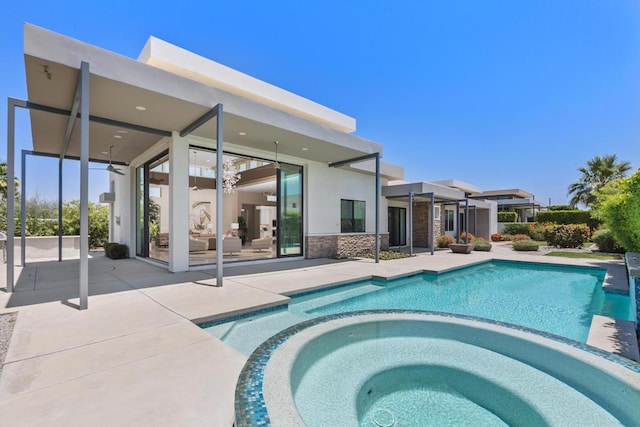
[0,246,634,426]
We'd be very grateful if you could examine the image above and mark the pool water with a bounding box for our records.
[204,261,631,355]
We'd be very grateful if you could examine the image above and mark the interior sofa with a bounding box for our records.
[222,237,242,255]
[188,236,209,252]
[251,236,272,252]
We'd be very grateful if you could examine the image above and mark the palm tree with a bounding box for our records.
[567,154,631,208]
[0,162,20,201]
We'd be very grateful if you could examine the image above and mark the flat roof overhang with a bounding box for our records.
[23,23,391,168]
[383,182,495,208]
[491,198,546,208]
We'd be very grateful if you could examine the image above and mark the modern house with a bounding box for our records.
[6,24,496,308]
[470,188,547,222]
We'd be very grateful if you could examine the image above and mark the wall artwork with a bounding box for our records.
[191,201,212,231]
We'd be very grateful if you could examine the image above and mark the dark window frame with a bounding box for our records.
[341,199,366,233]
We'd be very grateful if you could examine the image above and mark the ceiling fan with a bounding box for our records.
[91,145,124,175]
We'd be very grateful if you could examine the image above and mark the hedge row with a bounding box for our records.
[535,210,600,229]
[497,212,518,222]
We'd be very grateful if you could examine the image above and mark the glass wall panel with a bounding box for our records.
[148,154,170,263]
[278,163,303,256]
[136,166,145,256]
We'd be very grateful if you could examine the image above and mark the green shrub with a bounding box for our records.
[512,240,539,251]
[511,234,531,242]
[497,212,518,222]
[535,210,600,229]
[528,223,549,241]
[544,224,590,248]
[502,223,531,236]
[591,229,625,253]
[105,243,129,259]
[549,205,574,211]
[436,235,455,248]
[594,169,640,252]
[473,240,492,251]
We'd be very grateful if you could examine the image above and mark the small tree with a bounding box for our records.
[594,169,640,252]
[567,154,631,208]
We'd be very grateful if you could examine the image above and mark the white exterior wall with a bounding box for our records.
[306,161,387,236]
[110,167,133,248]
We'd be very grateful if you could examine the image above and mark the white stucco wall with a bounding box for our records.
[305,160,388,236]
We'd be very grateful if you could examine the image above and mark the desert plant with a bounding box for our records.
[497,211,518,222]
[544,224,590,248]
[436,235,455,248]
[473,240,492,251]
[459,232,475,243]
[490,233,504,242]
[512,240,539,251]
[510,234,531,242]
[591,229,625,253]
[568,154,631,208]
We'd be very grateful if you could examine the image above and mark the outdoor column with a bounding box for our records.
[375,153,380,263]
[79,61,89,310]
[215,106,224,285]
[464,198,469,243]
[408,192,413,256]
[20,150,26,266]
[5,99,22,292]
[169,132,190,272]
[430,193,435,255]
[455,203,460,243]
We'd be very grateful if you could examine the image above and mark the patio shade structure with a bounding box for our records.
[5,24,397,308]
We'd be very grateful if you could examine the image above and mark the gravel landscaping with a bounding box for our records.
[0,312,17,377]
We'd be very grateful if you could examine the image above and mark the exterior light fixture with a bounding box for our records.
[274,140,281,170]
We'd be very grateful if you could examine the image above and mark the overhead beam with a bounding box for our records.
[60,76,82,159]
[22,101,172,137]
[180,105,220,137]
[22,149,128,166]
[328,152,378,169]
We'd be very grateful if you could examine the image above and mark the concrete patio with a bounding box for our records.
[0,246,636,426]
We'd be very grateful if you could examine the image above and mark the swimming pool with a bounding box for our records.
[203,261,631,355]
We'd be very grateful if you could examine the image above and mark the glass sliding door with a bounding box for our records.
[388,207,406,246]
[277,163,303,256]
[135,166,147,257]
[136,151,169,262]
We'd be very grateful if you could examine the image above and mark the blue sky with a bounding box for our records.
[1,0,639,205]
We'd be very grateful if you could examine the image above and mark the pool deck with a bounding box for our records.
[0,246,637,425]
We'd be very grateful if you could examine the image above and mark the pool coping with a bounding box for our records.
[234,310,640,427]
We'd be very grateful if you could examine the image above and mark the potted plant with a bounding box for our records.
[237,216,248,245]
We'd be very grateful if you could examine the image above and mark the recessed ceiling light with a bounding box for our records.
[113,135,122,139]
[101,151,109,155]
[206,159,210,163]
[135,106,146,111]
[302,147,309,151]
[238,132,247,136]
[116,129,128,134]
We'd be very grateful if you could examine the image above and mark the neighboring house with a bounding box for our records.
[470,189,547,223]
[384,179,497,247]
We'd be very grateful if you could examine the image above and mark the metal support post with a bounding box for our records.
[79,61,90,310]
[20,150,26,266]
[465,199,469,243]
[455,203,460,243]
[375,153,380,263]
[215,104,224,286]
[430,193,435,255]
[408,192,414,256]
[58,158,63,262]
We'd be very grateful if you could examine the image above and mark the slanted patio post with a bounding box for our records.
[20,150,26,266]
[79,61,90,310]
[430,192,435,255]
[473,206,477,238]
[408,192,413,256]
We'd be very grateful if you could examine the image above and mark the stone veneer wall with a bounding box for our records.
[412,202,442,247]
[305,234,389,258]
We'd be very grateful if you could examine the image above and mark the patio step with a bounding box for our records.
[587,315,639,362]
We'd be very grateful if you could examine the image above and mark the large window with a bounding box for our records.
[341,199,365,232]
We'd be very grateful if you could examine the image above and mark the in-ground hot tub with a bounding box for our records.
[235,311,640,426]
